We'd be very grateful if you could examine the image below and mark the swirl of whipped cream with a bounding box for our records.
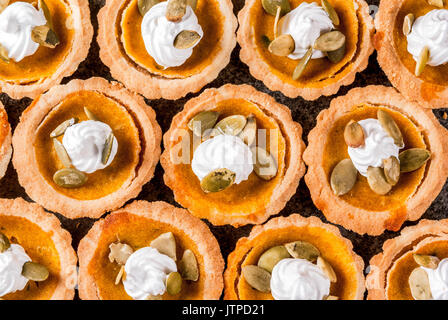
[141,2,203,68]
[423,258,448,300]
[271,258,330,300]
[123,247,177,300]
[62,120,118,174]
[191,134,253,185]
[280,2,334,60]
[407,9,448,67]
[0,244,31,297]
[347,119,402,177]
[0,2,47,62]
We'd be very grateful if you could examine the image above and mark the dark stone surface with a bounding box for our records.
[0,0,447,299]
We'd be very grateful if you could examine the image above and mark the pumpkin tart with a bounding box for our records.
[0,101,11,180]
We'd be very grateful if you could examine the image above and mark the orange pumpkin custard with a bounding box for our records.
[224,214,365,300]
[0,101,11,180]
[12,77,162,219]
[0,198,76,300]
[303,86,448,235]
[237,0,374,100]
[160,84,306,227]
[375,0,448,109]
[367,219,448,300]
[97,0,237,100]
[77,200,224,300]
[0,0,92,99]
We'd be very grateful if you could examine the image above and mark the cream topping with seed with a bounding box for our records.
[0,244,31,297]
[422,258,448,300]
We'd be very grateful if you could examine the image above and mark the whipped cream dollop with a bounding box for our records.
[0,2,47,62]
[347,119,402,177]
[141,2,203,68]
[123,247,177,300]
[422,258,448,300]
[407,9,448,67]
[62,120,118,174]
[191,134,253,185]
[280,2,334,60]
[271,258,330,300]
[0,244,31,297]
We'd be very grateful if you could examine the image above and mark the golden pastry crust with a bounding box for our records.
[77,200,225,300]
[237,0,374,100]
[0,198,77,300]
[12,77,162,219]
[160,84,306,226]
[0,0,93,100]
[366,219,448,300]
[0,102,11,180]
[375,0,448,109]
[303,85,448,235]
[224,214,365,300]
[97,0,237,100]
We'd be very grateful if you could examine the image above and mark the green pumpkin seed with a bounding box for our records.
[317,256,337,283]
[166,272,182,295]
[321,0,340,26]
[330,159,357,196]
[150,232,177,261]
[166,0,186,22]
[428,0,444,8]
[413,254,440,269]
[84,107,98,121]
[53,138,72,168]
[102,132,115,165]
[146,294,162,300]
[344,120,365,148]
[179,249,199,281]
[251,147,278,180]
[238,115,257,146]
[284,241,320,262]
[403,14,415,36]
[292,47,313,80]
[268,34,295,56]
[415,46,430,77]
[186,0,197,10]
[0,43,9,63]
[214,115,247,136]
[108,242,134,265]
[21,262,49,281]
[327,42,346,63]
[0,232,10,253]
[261,0,291,16]
[53,168,87,188]
[173,30,201,49]
[377,109,404,147]
[188,111,220,137]
[50,118,77,138]
[200,168,236,193]
[383,156,400,186]
[137,0,159,16]
[257,246,290,273]
[261,35,271,48]
[242,265,271,293]
[366,166,392,195]
[0,0,8,13]
[409,267,432,300]
[399,148,431,172]
[314,31,345,52]
[31,25,59,48]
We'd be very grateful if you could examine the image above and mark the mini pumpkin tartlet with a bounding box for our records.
[375,0,448,109]
[367,219,448,300]
[237,0,374,100]
[0,101,11,180]
[160,84,306,227]
[224,214,365,300]
[12,77,162,219]
[303,85,448,235]
[77,200,224,300]
[0,198,77,300]
[0,0,93,100]
[97,0,237,100]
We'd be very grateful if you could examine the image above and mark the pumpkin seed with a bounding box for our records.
[415,46,430,77]
[84,107,98,121]
[173,30,201,49]
[238,115,257,146]
[261,0,291,16]
[102,132,115,165]
[50,118,77,138]
[317,256,337,283]
[251,147,278,180]
[53,168,87,188]
[321,0,340,26]
[261,35,271,47]
[166,0,186,22]
[292,47,313,80]
[188,111,220,137]
[138,0,159,16]
[284,241,320,262]
[242,265,271,293]
[366,166,392,195]
[409,267,432,300]
[327,42,346,63]
[115,265,125,285]
[399,148,431,173]
[150,232,177,261]
[53,138,72,168]
[0,232,10,253]
[258,246,290,273]
[428,0,444,8]
[344,120,365,148]
[413,254,440,269]
[21,262,49,281]
[325,295,339,300]
[146,294,162,300]
[0,0,8,14]
[186,0,197,10]
[108,242,134,265]
[377,109,404,147]
[166,272,182,295]
[273,5,281,38]
[268,34,295,56]
[330,159,357,196]
[200,168,236,193]
[403,14,414,36]
[179,249,199,281]
[0,43,9,63]
[39,0,53,28]
[215,115,247,136]
[31,25,59,48]
[383,156,400,186]
[314,31,345,52]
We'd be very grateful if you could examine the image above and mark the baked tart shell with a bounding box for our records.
[0,101,11,180]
